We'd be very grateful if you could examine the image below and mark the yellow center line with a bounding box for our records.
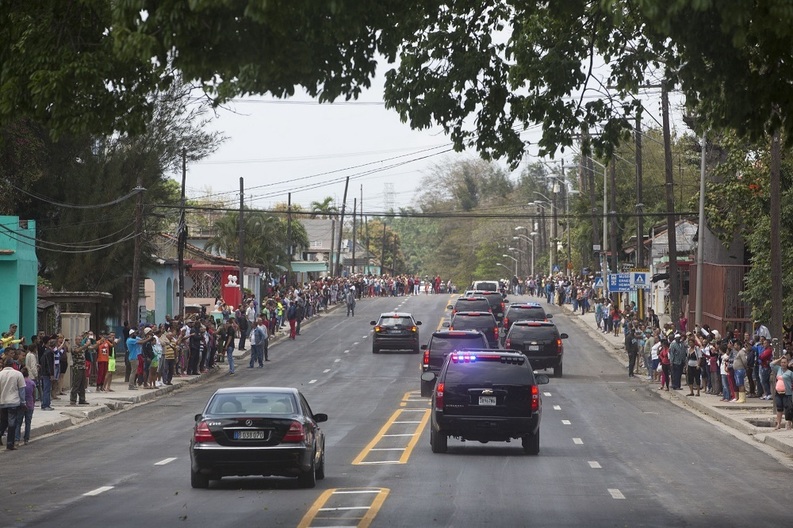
[298,488,390,528]
[398,409,430,463]
[351,409,404,465]
[297,488,335,528]
[359,488,390,528]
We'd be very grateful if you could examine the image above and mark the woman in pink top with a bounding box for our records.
[658,339,671,391]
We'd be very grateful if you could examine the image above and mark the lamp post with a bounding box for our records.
[501,254,518,277]
[496,262,512,276]
[513,234,536,277]
[532,195,555,276]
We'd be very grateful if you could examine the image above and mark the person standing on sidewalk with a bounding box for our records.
[69,338,90,405]
[236,304,249,351]
[758,338,774,400]
[686,337,702,397]
[223,320,237,373]
[669,334,687,390]
[658,339,671,391]
[770,355,793,430]
[248,319,264,369]
[39,339,55,410]
[643,329,656,381]
[95,334,110,392]
[731,340,748,403]
[0,358,25,450]
[14,367,35,445]
[346,287,356,317]
[287,300,298,339]
[126,329,142,390]
[627,330,641,378]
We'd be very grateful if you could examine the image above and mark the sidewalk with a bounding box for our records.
[8,302,344,444]
[557,302,793,457]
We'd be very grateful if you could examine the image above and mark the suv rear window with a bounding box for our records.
[472,281,499,292]
[454,298,491,311]
[444,358,531,385]
[506,306,546,321]
[430,334,486,353]
[509,325,559,341]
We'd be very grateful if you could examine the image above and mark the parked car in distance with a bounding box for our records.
[370,313,422,353]
[190,387,327,489]
[425,350,550,455]
[420,330,490,397]
[504,321,568,377]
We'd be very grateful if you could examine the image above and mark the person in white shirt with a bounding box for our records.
[0,358,26,450]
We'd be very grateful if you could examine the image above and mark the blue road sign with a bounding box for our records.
[594,277,604,289]
[608,273,631,292]
[631,272,650,289]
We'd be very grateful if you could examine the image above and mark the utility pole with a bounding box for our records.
[380,222,387,275]
[336,177,350,276]
[177,148,187,319]
[770,127,782,342]
[662,84,681,322]
[551,183,558,275]
[131,174,144,324]
[609,158,618,277]
[287,192,292,259]
[362,185,369,271]
[635,108,645,318]
[238,178,245,302]
[329,218,335,278]
[695,133,707,327]
[351,198,357,275]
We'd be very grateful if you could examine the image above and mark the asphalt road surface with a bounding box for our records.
[3,294,792,528]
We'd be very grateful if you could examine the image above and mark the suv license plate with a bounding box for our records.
[234,430,265,440]
[479,396,497,406]
[528,345,540,352]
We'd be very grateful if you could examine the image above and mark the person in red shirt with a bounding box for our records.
[95,334,110,392]
[758,337,774,400]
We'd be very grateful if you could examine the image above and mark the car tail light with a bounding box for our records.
[531,385,540,412]
[556,338,563,354]
[410,326,418,332]
[435,382,445,409]
[423,349,430,366]
[374,326,382,333]
[194,421,215,443]
[494,327,499,340]
[503,317,509,328]
[282,420,306,442]
[505,338,511,349]
[500,302,505,313]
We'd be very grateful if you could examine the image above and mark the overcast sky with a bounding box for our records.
[182,65,684,216]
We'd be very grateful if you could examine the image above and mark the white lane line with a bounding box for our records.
[370,448,406,451]
[393,421,422,424]
[543,392,552,397]
[332,490,382,495]
[573,438,584,445]
[399,409,428,412]
[353,342,359,346]
[588,461,602,469]
[382,434,415,437]
[355,460,401,465]
[323,368,331,373]
[553,405,561,410]
[561,420,571,425]
[309,379,318,384]
[344,349,350,354]
[83,486,113,497]
[362,335,368,339]
[608,489,625,499]
[334,358,341,363]
[154,457,177,466]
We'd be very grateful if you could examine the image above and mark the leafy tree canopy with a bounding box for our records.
[3,1,793,160]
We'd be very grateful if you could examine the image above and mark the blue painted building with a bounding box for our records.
[0,216,38,338]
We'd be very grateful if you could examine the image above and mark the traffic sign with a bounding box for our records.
[630,272,650,289]
[593,277,604,289]
[608,273,631,292]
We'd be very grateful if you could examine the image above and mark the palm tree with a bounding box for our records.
[310,197,339,219]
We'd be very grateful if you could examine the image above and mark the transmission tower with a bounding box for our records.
[383,182,395,213]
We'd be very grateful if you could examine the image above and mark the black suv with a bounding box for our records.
[447,296,492,317]
[425,350,550,455]
[468,290,508,322]
[504,321,568,377]
[502,303,551,342]
[420,330,490,397]
[370,313,422,354]
[445,311,499,348]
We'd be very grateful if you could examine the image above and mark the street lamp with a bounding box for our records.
[533,195,555,276]
[501,254,518,277]
[513,235,536,277]
[496,262,512,276]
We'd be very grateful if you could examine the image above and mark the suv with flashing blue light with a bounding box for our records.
[420,330,490,397]
[424,350,549,455]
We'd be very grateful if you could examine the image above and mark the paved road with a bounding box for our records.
[3,294,791,527]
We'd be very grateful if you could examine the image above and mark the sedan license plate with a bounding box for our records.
[234,430,265,440]
[528,345,540,352]
[479,396,497,406]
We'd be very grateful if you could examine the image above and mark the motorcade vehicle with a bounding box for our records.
[444,311,499,348]
[501,302,551,343]
[468,290,508,322]
[190,387,327,489]
[370,312,422,353]
[424,350,550,455]
[420,330,490,397]
[447,296,492,317]
[503,321,568,377]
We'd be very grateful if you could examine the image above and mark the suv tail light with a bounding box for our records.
[505,337,511,349]
[556,338,563,354]
[531,385,540,412]
[410,325,418,332]
[194,421,215,443]
[503,316,509,328]
[500,302,505,313]
[435,382,445,409]
[423,349,430,366]
[282,420,306,442]
[494,327,499,340]
[374,325,383,333]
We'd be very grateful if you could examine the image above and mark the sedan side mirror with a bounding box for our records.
[416,321,422,326]
[560,333,569,339]
[503,298,509,303]
[546,314,553,319]
[442,321,451,328]
[313,413,328,423]
[194,413,203,422]
[446,305,453,310]
[421,344,428,350]
[369,321,377,326]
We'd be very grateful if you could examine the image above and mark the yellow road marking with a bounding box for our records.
[352,392,429,465]
[398,409,430,464]
[352,409,403,465]
[298,488,390,528]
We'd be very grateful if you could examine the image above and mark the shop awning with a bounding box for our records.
[290,261,328,273]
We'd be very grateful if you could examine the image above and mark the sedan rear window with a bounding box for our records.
[379,317,414,327]
[209,392,296,415]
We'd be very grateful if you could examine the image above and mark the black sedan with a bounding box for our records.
[190,387,327,488]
